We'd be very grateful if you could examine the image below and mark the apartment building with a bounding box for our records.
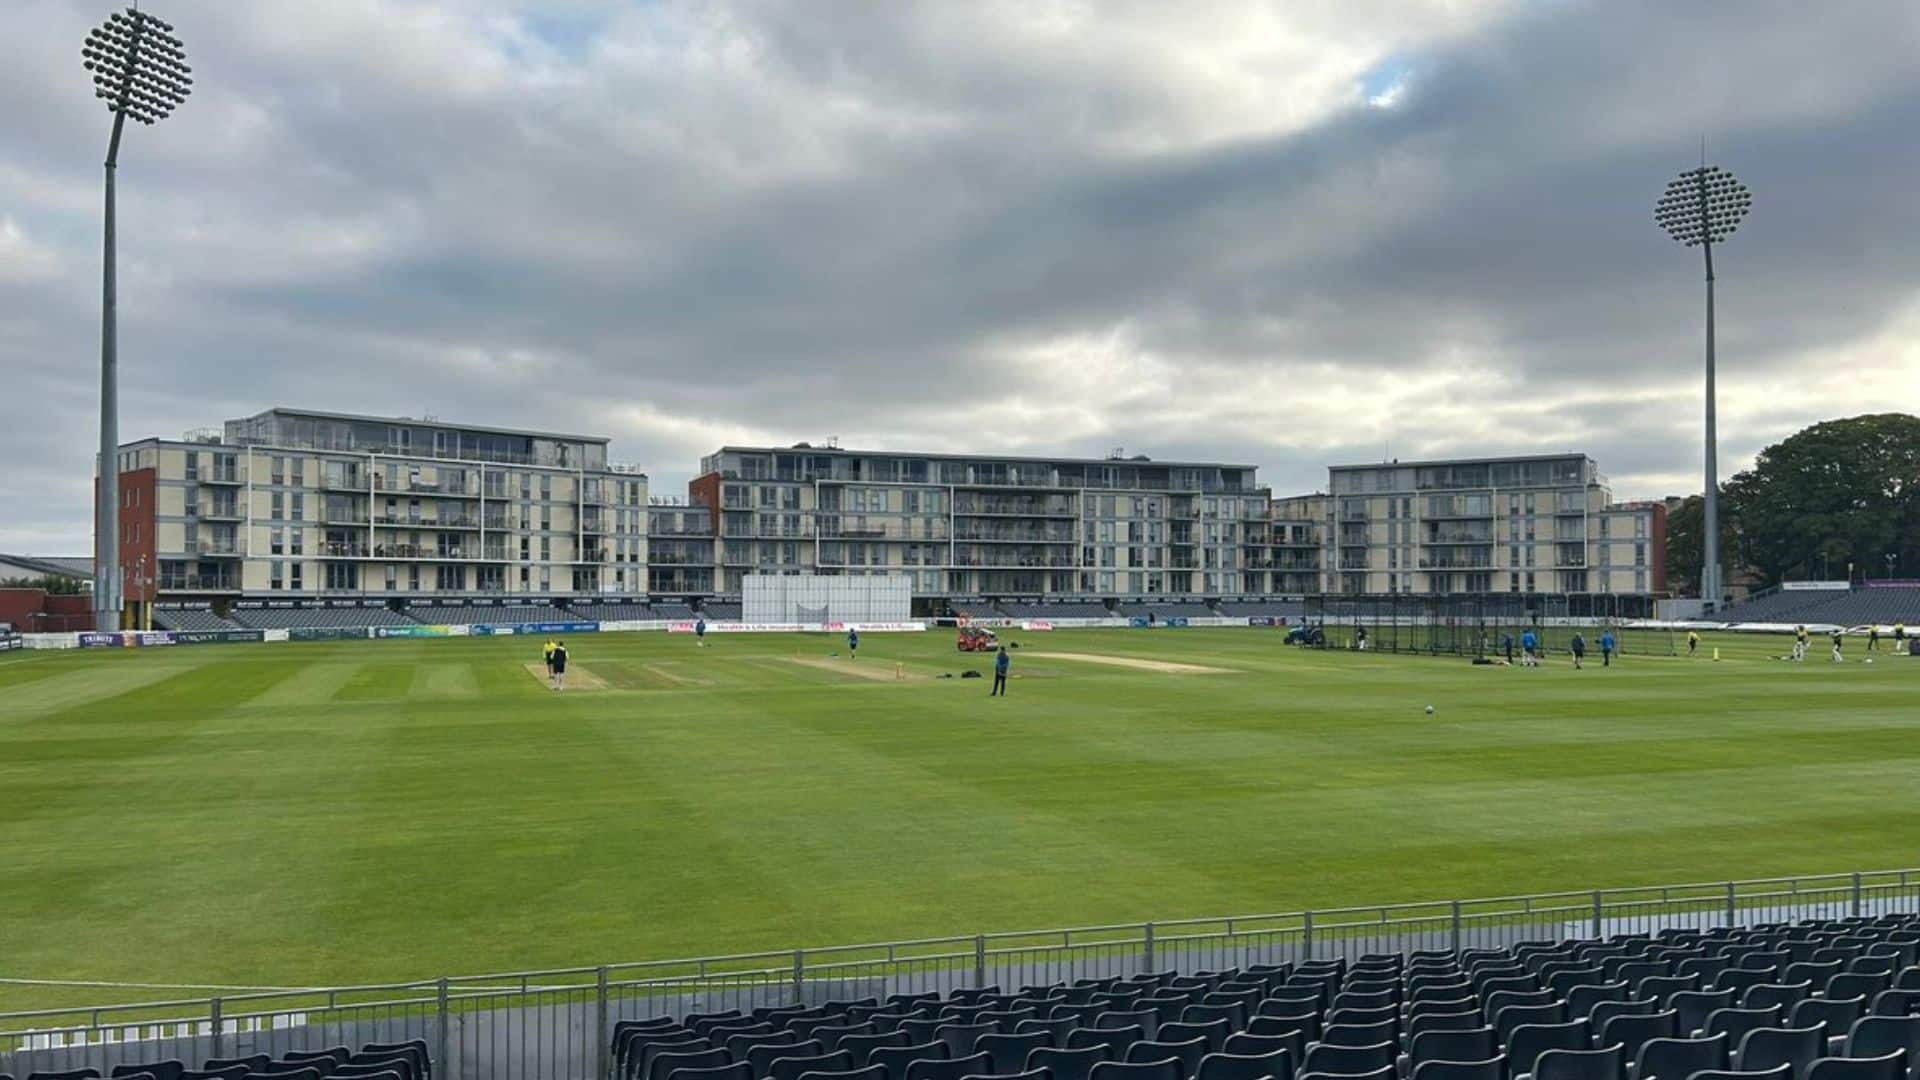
[107,408,646,617]
[1321,454,1665,596]
[689,446,1295,599]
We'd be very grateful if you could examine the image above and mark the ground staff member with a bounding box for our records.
[990,646,1010,696]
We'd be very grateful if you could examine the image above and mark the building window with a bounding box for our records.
[291,458,303,486]
[326,563,357,590]
[1634,541,1647,565]
[291,495,303,522]
[271,492,283,520]
[271,527,283,555]
[270,561,283,589]
[386,564,397,590]
[540,474,551,498]
[290,563,302,590]
[271,456,285,484]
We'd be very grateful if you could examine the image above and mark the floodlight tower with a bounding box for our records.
[1655,163,1750,614]
[82,7,192,632]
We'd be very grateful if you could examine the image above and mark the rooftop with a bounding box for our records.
[243,407,609,446]
[713,445,1258,471]
[1329,452,1594,471]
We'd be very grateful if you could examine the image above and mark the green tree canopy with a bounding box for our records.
[1721,413,1920,587]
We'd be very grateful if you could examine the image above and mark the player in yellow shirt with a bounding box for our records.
[542,638,558,679]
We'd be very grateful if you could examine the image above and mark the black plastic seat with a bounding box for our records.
[1412,1012,1487,1042]
[1845,1017,1920,1073]
[1701,1007,1782,1049]
[979,1036,1053,1077]
[359,1042,427,1080]
[1158,1022,1230,1055]
[1744,986,1814,1014]
[114,1062,185,1080]
[1088,1062,1182,1080]
[1125,1038,1206,1079]
[1631,1034,1728,1080]
[870,1043,950,1080]
[1506,1021,1592,1080]
[840,1033,911,1068]
[205,1062,269,1077]
[667,1065,750,1080]
[1067,1029,1145,1059]
[750,1043,827,1077]
[1299,1042,1395,1078]
[1530,1046,1623,1080]
[1407,1028,1498,1072]
[1495,1005,1569,1046]
[1296,1066,1393,1080]
[1804,1052,1907,1080]
[906,1054,993,1080]
[1599,1011,1678,1060]
[1670,992,1735,1037]
[1685,1065,1790,1080]
[797,1066,887,1080]
[729,1032,802,1060]
[1322,1023,1397,1050]
[1026,1047,1109,1080]
[647,1049,729,1080]
[1195,1050,1292,1080]
[1410,1058,1504,1080]
[1790,1000,1863,1036]
[1635,978,1698,1006]
[774,1053,857,1080]
[1734,1026,1826,1080]
[1224,1032,1303,1065]
[183,1068,249,1080]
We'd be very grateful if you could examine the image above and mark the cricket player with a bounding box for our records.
[550,640,569,690]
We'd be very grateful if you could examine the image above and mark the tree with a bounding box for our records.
[1663,494,1741,598]
[1722,413,1920,587]
[0,574,87,595]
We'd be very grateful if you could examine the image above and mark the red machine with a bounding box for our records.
[957,625,999,652]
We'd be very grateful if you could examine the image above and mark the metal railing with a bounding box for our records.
[4,868,1916,1080]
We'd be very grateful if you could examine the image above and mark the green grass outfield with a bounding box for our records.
[1,627,1915,1005]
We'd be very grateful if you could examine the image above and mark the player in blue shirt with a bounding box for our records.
[1520,629,1539,667]
[991,646,1010,696]
[1598,629,1616,667]
[694,616,707,647]
[847,626,859,660]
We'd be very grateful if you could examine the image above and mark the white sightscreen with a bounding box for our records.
[742,574,913,623]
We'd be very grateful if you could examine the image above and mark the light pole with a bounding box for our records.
[1655,163,1751,614]
[82,6,191,632]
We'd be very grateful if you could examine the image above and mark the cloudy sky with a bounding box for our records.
[3,0,1918,552]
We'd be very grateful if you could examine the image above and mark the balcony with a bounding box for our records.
[953,499,1077,518]
[951,556,1076,569]
[320,542,371,558]
[320,473,366,491]
[375,514,480,529]
[322,510,370,525]
[954,532,1076,544]
[201,473,243,486]
[160,575,239,591]
[372,476,478,497]
[182,540,241,557]
[199,504,244,522]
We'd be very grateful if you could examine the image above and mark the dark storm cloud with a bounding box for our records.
[3,0,1918,550]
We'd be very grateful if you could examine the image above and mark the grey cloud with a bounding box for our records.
[3,0,1919,549]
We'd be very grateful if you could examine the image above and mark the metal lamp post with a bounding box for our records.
[1655,163,1751,614]
[82,6,191,632]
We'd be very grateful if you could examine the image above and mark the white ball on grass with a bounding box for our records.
[1425,705,1435,714]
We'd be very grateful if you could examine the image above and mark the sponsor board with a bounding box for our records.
[0,634,23,652]
[1248,616,1277,627]
[1127,617,1189,628]
[289,627,370,642]
[1019,620,1054,631]
[79,631,178,648]
[667,621,928,635]
[372,624,464,639]
[263,629,290,643]
[1782,581,1850,591]
[172,629,267,646]
[472,620,600,636]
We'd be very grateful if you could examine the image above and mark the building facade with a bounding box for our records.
[1321,454,1666,597]
[691,446,1289,600]
[96,409,1672,617]
[108,409,647,616]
